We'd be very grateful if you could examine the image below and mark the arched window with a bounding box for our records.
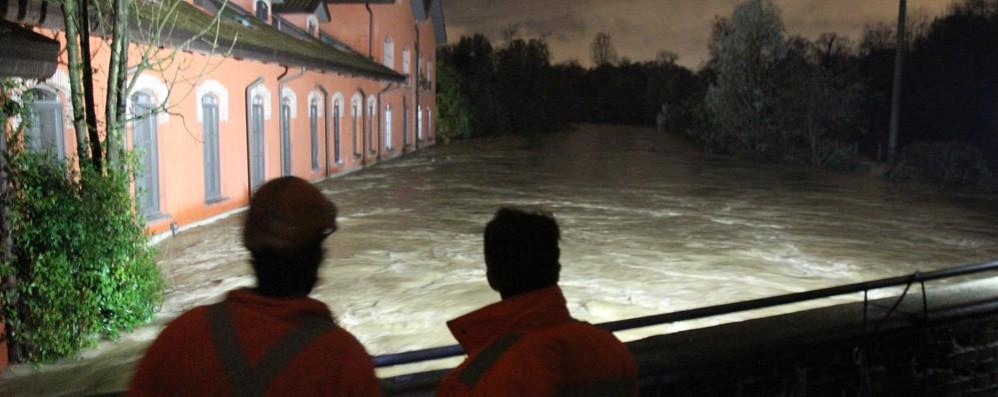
[332,95,343,164]
[202,94,222,202]
[351,95,361,157]
[383,36,394,69]
[131,92,160,218]
[309,98,319,170]
[417,106,423,141]
[402,48,411,75]
[367,96,376,154]
[26,88,65,161]
[384,104,392,151]
[402,97,409,148]
[280,97,292,176]
[254,0,269,22]
[249,95,265,189]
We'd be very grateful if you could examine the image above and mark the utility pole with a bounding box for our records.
[888,0,906,163]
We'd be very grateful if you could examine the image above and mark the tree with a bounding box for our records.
[439,34,505,135]
[704,0,787,156]
[496,37,558,132]
[435,62,471,142]
[590,32,618,67]
[655,50,679,66]
[776,36,863,166]
[1,0,230,362]
[704,0,863,166]
[902,0,998,167]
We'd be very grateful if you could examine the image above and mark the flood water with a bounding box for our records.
[3,124,998,394]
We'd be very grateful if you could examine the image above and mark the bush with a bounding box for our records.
[435,62,472,143]
[817,142,862,172]
[1,92,162,362]
[891,141,996,189]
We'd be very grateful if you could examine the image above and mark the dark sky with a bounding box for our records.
[443,0,954,68]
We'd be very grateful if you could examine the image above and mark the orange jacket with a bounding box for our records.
[437,286,638,396]
[127,289,381,397]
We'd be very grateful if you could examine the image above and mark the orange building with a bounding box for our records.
[3,0,445,236]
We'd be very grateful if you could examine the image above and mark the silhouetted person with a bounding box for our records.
[437,208,638,396]
[128,176,381,397]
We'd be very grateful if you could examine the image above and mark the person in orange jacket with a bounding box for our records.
[437,207,638,396]
[127,176,381,397]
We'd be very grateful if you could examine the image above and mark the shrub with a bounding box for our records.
[817,142,862,172]
[1,88,162,362]
[435,62,472,143]
[891,141,996,189]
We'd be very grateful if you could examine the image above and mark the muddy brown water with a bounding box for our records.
[3,124,997,395]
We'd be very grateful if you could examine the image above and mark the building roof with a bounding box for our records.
[272,0,324,14]
[411,0,446,45]
[0,20,58,79]
[134,0,405,81]
[430,0,446,44]
[0,0,405,82]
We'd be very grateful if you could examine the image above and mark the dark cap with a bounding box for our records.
[243,176,337,251]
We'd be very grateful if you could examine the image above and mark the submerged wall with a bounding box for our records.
[382,277,998,396]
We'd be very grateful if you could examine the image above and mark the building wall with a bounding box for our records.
[22,0,440,236]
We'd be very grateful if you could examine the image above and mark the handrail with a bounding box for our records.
[373,260,998,368]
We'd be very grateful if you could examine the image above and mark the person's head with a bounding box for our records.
[483,207,561,299]
[243,176,338,298]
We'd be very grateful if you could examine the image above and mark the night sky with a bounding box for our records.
[443,0,954,68]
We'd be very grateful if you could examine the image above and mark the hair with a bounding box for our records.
[484,207,561,299]
[249,240,325,298]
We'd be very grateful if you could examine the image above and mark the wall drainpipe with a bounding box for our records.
[366,3,374,59]
[317,85,330,178]
[357,87,367,166]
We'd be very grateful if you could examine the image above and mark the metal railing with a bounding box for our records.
[373,260,998,368]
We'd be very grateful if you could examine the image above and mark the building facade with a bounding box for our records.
[3,0,445,235]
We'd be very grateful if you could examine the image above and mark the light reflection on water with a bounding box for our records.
[3,124,997,394]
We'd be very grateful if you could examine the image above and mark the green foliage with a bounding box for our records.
[816,142,862,172]
[702,0,865,169]
[495,38,565,133]
[891,142,996,189]
[437,34,570,138]
[435,62,472,143]
[704,0,788,156]
[900,0,998,166]
[1,83,163,363]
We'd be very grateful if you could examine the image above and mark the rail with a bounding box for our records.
[373,259,998,368]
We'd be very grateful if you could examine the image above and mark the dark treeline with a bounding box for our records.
[435,33,704,140]
[436,34,571,140]
[437,0,998,190]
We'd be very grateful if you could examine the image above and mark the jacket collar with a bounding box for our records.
[447,285,572,355]
[227,288,335,323]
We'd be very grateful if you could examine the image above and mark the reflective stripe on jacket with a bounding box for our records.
[437,286,638,396]
[127,289,382,397]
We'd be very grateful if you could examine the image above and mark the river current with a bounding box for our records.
[3,124,997,394]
